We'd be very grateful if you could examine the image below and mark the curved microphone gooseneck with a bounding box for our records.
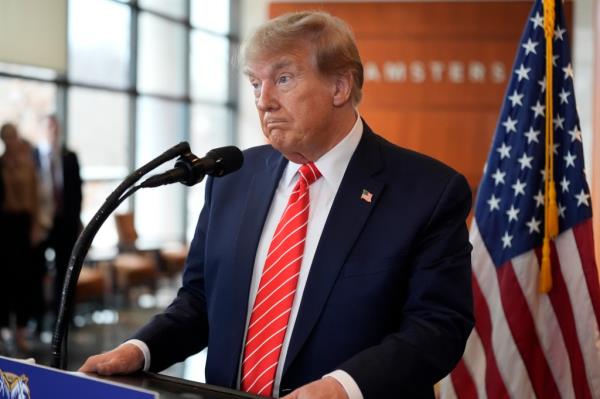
[51,141,190,369]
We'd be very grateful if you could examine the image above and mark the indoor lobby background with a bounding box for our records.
[0,0,599,386]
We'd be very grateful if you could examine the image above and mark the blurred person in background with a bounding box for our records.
[0,122,40,354]
[33,115,82,328]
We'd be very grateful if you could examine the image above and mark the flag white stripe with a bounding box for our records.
[511,250,575,398]
[461,330,488,399]
[471,223,536,399]
[438,376,458,399]
[555,230,600,396]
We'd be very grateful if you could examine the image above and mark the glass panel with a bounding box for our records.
[187,104,232,240]
[135,96,186,244]
[138,12,186,97]
[191,0,230,34]
[138,0,187,20]
[190,31,229,103]
[68,0,130,88]
[67,87,130,180]
[0,77,57,150]
[83,180,129,250]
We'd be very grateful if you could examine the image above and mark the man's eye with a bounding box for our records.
[277,75,290,84]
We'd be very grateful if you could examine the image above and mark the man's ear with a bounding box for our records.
[332,72,353,107]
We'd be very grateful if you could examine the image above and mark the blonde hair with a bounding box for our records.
[242,11,364,105]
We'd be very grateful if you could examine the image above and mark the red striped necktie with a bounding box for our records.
[241,162,322,397]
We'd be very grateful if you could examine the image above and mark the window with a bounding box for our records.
[0,77,57,147]
[190,31,230,103]
[1,0,237,250]
[68,0,131,89]
[135,97,186,243]
[138,13,187,97]
[191,0,230,34]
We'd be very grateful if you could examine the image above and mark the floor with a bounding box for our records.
[0,274,208,382]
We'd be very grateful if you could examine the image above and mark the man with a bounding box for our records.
[34,115,83,322]
[81,11,473,399]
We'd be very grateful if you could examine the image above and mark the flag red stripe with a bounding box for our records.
[572,220,600,324]
[534,244,594,399]
[450,359,477,399]
[496,263,561,399]
[471,275,510,399]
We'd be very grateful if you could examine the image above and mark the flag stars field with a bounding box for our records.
[564,151,577,168]
[506,205,520,222]
[518,153,534,170]
[530,11,543,29]
[554,26,566,41]
[568,126,582,142]
[534,190,544,207]
[501,231,513,248]
[538,76,546,92]
[531,101,545,118]
[554,114,565,130]
[524,127,541,143]
[492,169,506,185]
[487,195,501,211]
[502,116,518,133]
[562,63,574,80]
[559,176,571,193]
[575,190,590,207]
[526,217,541,234]
[522,38,539,55]
[508,90,524,107]
[515,64,531,81]
[511,179,526,197]
[558,88,571,104]
[497,142,511,159]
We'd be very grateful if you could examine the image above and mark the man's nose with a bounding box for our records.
[256,83,278,112]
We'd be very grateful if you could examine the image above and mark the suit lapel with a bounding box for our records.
[283,126,386,373]
[221,149,288,386]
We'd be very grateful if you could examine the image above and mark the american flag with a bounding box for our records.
[440,0,600,397]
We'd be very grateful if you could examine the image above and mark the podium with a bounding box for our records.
[99,372,267,399]
[0,356,266,399]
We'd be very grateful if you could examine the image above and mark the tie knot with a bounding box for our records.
[298,162,321,186]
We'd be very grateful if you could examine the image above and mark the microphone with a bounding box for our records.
[141,146,243,188]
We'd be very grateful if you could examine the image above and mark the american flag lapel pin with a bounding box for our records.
[360,189,373,203]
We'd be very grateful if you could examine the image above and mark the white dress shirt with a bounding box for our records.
[130,114,365,399]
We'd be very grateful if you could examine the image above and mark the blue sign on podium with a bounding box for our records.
[0,356,157,398]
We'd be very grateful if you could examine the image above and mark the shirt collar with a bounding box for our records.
[282,113,363,189]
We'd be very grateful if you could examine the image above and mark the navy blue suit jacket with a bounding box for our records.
[134,122,474,398]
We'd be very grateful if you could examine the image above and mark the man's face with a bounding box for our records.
[245,45,340,163]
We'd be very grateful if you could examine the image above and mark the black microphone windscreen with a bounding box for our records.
[207,146,244,177]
